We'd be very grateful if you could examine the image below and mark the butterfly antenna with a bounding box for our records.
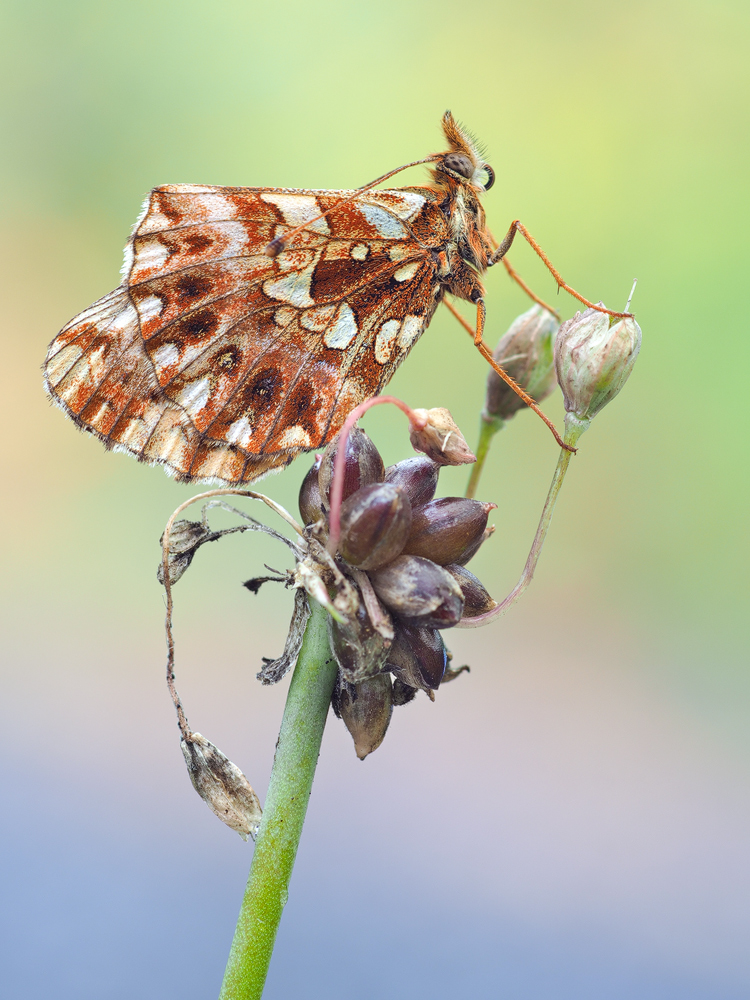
[264,155,442,257]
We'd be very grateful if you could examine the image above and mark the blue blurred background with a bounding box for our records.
[2,1,748,996]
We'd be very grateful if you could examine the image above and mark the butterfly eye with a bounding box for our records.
[442,152,474,179]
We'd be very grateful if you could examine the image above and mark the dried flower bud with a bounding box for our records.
[329,597,392,682]
[554,308,642,428]
[337,674,394,759]
[402,498,495,566]
[298,456,324,525]
[180,733,262,840]
[409,407,476,466]
[445,564,497,617]
[388,624,448,691]
[369,555,464,629]
[384,456,440,508]
[318,427,384,505]
[484,304,559,423]
[338,483,412,570]
[158,519,213,585]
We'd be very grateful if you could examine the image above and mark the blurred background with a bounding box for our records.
[2,0,748,996]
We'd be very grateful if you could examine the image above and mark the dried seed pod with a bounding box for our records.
[338,483,412,570]
[329,597,392,682]
[384,456,440,508]
[369,555,464,628]
[409,407,476,466]
[180,733,262,840]
[337,674,394,759]
[388,624,448,690]
[402,498,496,566]
[158,519,213,585]
[298,455,324,525]
[318,427,384,506]
[445,564,497,617]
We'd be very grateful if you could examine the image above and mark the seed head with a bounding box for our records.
[484,305,559,424]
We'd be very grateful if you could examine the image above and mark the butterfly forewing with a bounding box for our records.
[45,185,446,484]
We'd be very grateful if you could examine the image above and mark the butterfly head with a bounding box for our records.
[434,111,495,194]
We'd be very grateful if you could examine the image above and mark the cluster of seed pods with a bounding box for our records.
[298,428,497,759]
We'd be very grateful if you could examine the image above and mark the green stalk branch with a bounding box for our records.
[465,415,504,499]
[219,599,337,1000]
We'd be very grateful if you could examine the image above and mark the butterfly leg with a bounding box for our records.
[443,296,572,452]
[490,221,633,320]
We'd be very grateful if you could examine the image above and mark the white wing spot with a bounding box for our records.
[176,377,211,417]
[398,314,423,349]
[45,344,83,387]
[374,319,401,365]
[301,304,337,332]
[351,243,369,260]
[153,343,179,371]
[277,425,312,449]
[357,203,406,240]
[274,307,296,327]
[261,193,331,235]
[393,261,420,282]
[226,415,254,449]
[263,261,316,307]
[323,303,358,350]
[135,238,169,273]
[138,294,164,323]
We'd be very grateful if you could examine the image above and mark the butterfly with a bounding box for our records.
[43,111,623,484]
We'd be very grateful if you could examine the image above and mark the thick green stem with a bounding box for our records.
[466,415,504,499]
[219,600,336,1000]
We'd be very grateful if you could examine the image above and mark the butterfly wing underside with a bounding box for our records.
[44,184,447,484]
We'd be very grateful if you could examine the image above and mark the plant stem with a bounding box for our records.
[219,599,336,1000]
[456,415,587,627]
[465,416,504,499]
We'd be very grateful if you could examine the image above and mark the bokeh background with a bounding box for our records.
[2,1,748,997]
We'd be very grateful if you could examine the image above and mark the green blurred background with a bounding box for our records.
[2,1,748,997]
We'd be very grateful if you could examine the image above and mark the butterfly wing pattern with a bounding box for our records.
[44,113,496,484]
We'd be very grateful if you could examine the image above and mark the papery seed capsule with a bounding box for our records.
[318,427,384,506]
[388,624,448,690]
[402,498,496,566]
[329,598,392,682]
[338,483,412,570]
[445,564,498,617]
[384,456,440,508]
[409,407,476,466]
[369,555,464,628]
[338,674,394,760]
[157,519,212,585]
[298,456,324,526]
[181,733,262,840]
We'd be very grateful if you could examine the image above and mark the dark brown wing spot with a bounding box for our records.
[185,233,214,254]
[212,346,241,373]
[232,367,283,417]
[178,308,220,344]
[175,274,214,302]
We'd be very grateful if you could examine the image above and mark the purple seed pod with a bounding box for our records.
[455,525,494,566]
[329,598,392,683]
[369,555,464,629]
[387,624,448,691]
[318,427,384,506]
[444,564,497,617]
[298,456,324,526]
[338,483,412,570]
[384,456,440,508]
[402,498,495,566]
[336,674,394,760]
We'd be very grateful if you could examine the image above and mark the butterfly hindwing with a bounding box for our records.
[45,184,448,483]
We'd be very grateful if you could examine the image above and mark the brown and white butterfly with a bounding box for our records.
[44,112,620,484]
